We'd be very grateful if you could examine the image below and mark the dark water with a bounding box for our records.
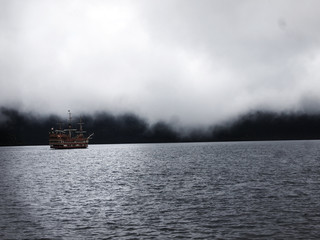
[1,141,320,239]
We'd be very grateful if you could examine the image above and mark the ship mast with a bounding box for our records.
[56,122,65,134]
[77,116,86,136]
[68,110,72,124]
[49,110,94,149]
[65,110,76,138]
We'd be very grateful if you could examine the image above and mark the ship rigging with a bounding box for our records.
[49,110,94,149]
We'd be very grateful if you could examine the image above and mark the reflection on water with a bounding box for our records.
[1,141,320,239]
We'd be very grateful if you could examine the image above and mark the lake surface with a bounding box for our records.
[1,141,320,239]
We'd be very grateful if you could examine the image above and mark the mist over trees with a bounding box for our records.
[1,107,320,146]
[0,108,180,146]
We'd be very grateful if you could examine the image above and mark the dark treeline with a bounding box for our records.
[212,111,320,141]
[1,107,320,146]
[0,108,181,146]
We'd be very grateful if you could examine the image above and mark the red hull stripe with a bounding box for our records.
[50,146,88,149]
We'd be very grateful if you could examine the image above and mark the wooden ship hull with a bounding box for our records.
[49,135,89,149]
[49,111,93,149]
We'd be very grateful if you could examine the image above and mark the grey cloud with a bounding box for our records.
[1,0,320,126]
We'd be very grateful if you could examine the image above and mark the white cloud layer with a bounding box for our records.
[1,0,320,126]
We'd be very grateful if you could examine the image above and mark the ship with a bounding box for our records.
[49,110,94,149]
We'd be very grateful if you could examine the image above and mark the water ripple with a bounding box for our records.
[1,141,320,239]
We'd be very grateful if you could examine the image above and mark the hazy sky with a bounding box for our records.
[1,0,320,126]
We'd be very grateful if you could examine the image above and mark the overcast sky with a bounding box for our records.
[1,0,320,126]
